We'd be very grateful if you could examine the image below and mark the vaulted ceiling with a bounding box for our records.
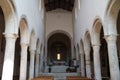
[44,0,74,12]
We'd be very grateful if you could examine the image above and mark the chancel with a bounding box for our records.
[0,0,120,80]
[57,53,60,60]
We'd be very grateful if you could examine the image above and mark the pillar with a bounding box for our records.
[2,33,18,80]
[93,44,101,80]
[84,49,91,78]
[35,50,40,77]
[19,43,28,80]
[80,52,85,77]
[29,50,35,80]
[105,35,120,80]
[39,49,43,73]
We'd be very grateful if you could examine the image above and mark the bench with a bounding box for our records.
[67,76,92,80]
[32,76,54,80]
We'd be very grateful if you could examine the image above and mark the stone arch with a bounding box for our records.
[19,17,29,44]
[77,43,80,54]
[36,39,40,52]
[29,29,37,51]
[105,0,120,77]
[104,0,120,35]
[80,39,84,54]
[0,0,18,34]
[84,31,91,49]
[92,18,111,79]
[84,31,94,78]
[46,30,73,59]
[76,43,80,60]
[47,30,72,41]
[0,5,5,80]
[80,39,86,77]
[47,31,72,67]
[92,18,103,45]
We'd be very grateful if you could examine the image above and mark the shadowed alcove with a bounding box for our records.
[47,33,71,65]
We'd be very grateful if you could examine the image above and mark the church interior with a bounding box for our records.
[0,0,120,80]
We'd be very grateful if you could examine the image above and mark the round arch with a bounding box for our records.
[92,18,111,79]
[80,39,86,77]
[84,31,91,49]
[84,31,94,78]
[47,32,72,67]
[46,30,73,60]
[36,39,40,51]
[19,17,29,44]
[29,29,37,51]
[0,0,18,34]
[47,30,72,41]
[104,0,120,35]
[92,18,103,45]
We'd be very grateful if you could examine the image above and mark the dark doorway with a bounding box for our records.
[100,27,110,80]
[117,10,120,69]
[47,33,71,65]
[0,7,5,80]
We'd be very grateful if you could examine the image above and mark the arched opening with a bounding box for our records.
[27,47,30,79]
[87,33,94,78]
[84,32,94,78]
[117,10,120,69]
[35,39,40,77]
[100,28,110,79]
[93,20,110,79]
[76,44,81,73]
[0,7,5,80]
[47,33,71,72]
[80,40,86,77]
[13,18,29,80]
[90,46,94,78]
[13,31,21,80]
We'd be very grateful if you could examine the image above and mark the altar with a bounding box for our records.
[53,61,66,65]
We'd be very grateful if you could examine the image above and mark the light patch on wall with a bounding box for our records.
[57,53,61,60]
[78,0,81,10]
[75,8,77,19]
[39,0,42,11]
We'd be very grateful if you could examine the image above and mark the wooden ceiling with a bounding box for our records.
[44,0,74,12]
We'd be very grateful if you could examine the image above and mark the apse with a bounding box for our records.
[47,33,71,65]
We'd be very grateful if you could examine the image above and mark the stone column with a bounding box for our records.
[105,35,120,80]
[2,33,18,80]
[29,50,35,80]
[80,52,85,77]
[80,43,85,77]
[39,49,43,73]
[84,49,91,78]
[93,44,101,80]
[19,43,28,80]
[35,50,40,77]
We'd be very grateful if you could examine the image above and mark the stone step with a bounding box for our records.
[45,65,68,73]
[54,78,66,80]
[39,72,80,80]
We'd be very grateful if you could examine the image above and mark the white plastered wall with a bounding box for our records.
[74,0,110,46]
[14,0,44,45]
[45,9,73,38]
[45,9,74,59]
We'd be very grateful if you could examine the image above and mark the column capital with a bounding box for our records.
[29,49,36,54]
[104,34,118,42]
[20,43,29,47]
[3,33,18,39]
[92,44,101,47]
[36,49,40,54]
